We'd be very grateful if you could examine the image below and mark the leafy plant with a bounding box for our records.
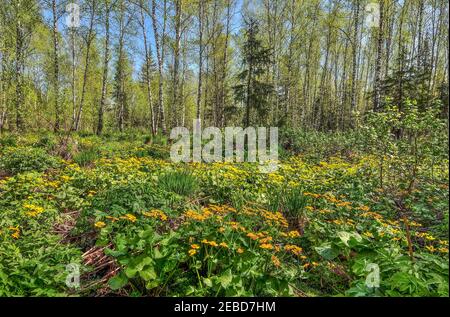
[0,146,61,175]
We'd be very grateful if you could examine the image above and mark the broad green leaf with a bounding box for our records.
[108,272,128,290]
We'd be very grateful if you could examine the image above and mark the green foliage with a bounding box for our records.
[269,186,309,220]
[0,146,61,175]
[158,170,199,197]
[0,134,17,147]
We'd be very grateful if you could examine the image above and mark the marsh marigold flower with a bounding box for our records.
[259,236,273,244]
[425,245,436,252]
[23,204,44,217]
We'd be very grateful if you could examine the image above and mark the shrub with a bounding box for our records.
[0,147,61,175]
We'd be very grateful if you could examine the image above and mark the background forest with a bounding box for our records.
[0,0,448,133]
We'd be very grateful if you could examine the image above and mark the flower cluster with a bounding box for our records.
[143,209,168,221]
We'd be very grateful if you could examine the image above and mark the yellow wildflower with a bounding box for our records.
[425,234,436,241]
[201,239,218,247]
[271,255,281,268]
[95,221,106,228]
[304,192,320,199]
[23,204,44,217]
[61,175,72,182]
[9,226,20,239]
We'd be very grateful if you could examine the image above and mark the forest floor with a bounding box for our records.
[0,132,448,296]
